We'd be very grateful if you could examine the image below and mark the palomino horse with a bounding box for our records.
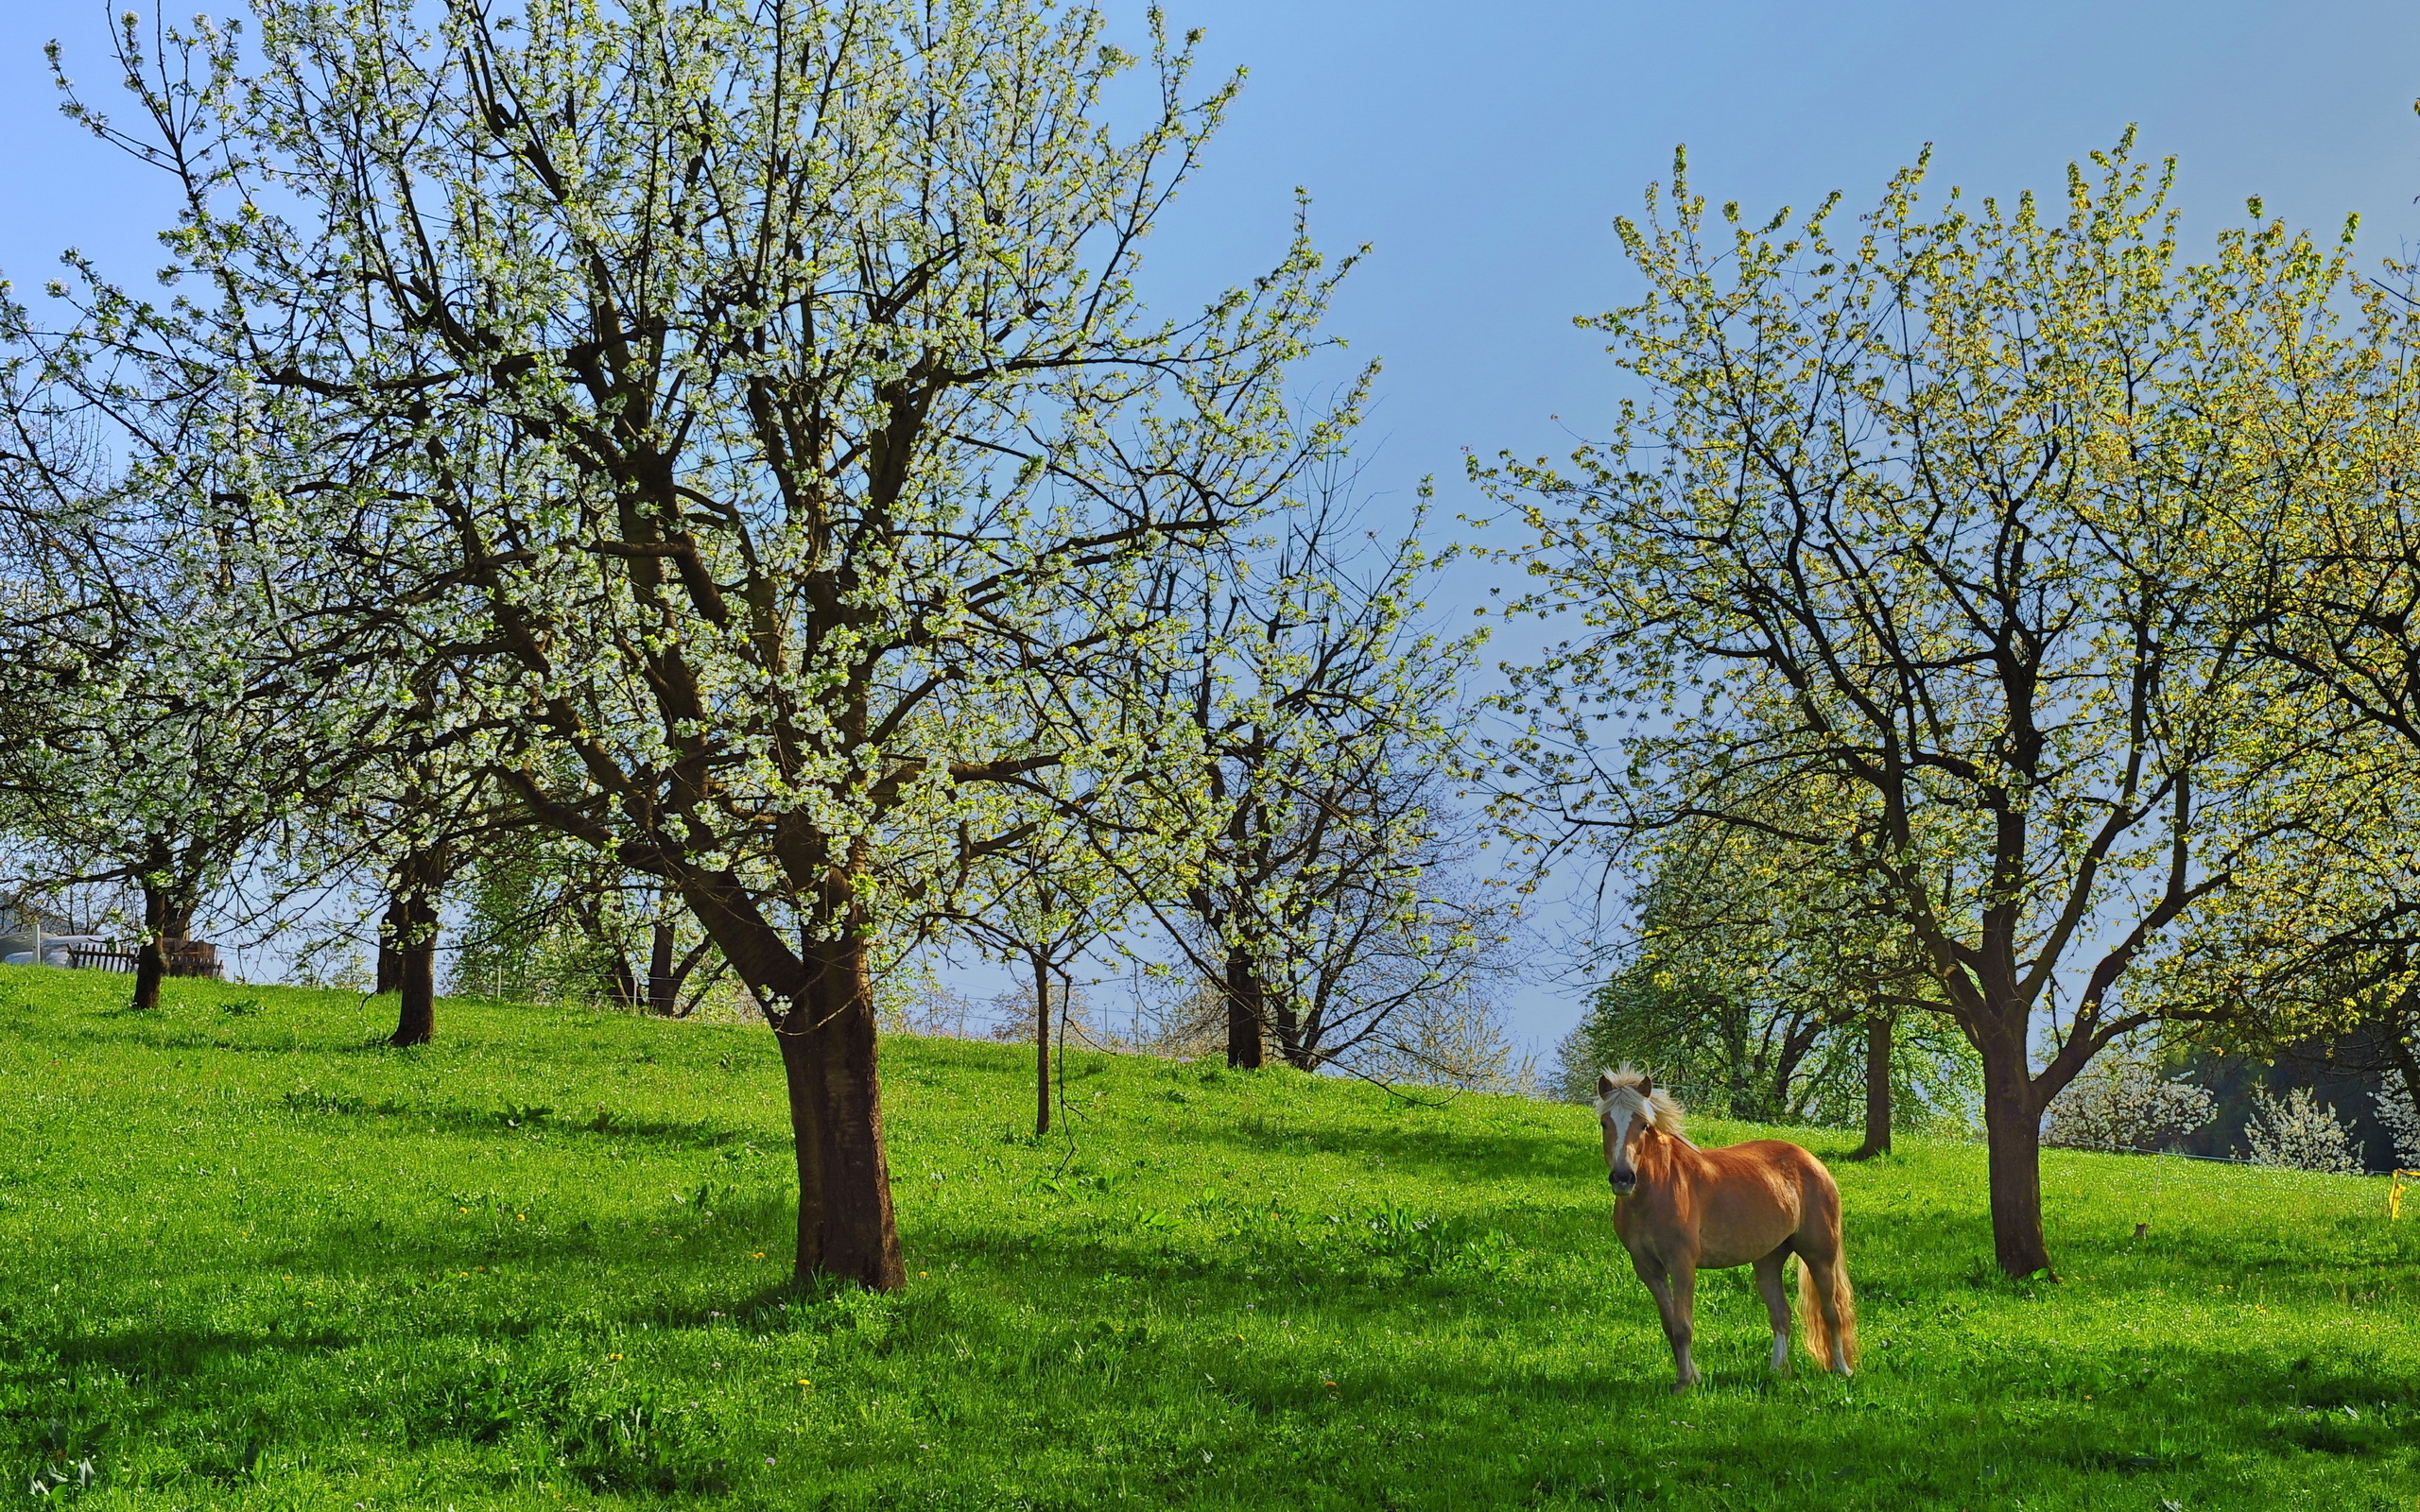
[1593,1068,1857,1391]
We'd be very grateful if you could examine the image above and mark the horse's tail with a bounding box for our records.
[1797,1253,1859,1372]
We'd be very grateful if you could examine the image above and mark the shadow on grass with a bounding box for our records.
[1191,1110,1597,1185]
[271,1089,776,1150]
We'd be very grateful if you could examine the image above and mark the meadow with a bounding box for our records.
[1,966,2415,1510]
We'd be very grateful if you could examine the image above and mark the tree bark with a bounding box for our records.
[391,930,437,1045]
[1224,942,1265,1070]
[600,945,640,1011]
[1977,1022,2051,1276]
[772,932,905,1289]
[1273,988,1311,1070]
[1850,1014,1893,1160]
[374,891,405,995]
[1032,951,1052,1139]
[648,919,678,1015]
[386,850,446,1046]
[131,881,171,1011]
[670,867,905,1291]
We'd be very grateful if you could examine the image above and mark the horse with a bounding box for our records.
[1592,1067,1858,1392]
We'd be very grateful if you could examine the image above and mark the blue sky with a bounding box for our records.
[7,2,2420,1051]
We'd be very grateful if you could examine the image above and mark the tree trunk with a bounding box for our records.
[387,850,445,1046]
[773,932,905,1289]
[600,943,640,1011]
[391,931,437,1046]
[1977,1022,2051,1276]
[131,882,171,1011]
[1224,943,1265,1070]
[648,919,678,1015]
[1850,1015,1893,1160]
[1032,952,1052,1139]
[375,889,406,995]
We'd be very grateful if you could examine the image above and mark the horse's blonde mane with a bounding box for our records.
[1595,1065,1687,1137]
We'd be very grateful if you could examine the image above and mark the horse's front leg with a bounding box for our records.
[1754,1252,1791,1376]
[1630,1251,1699,1392]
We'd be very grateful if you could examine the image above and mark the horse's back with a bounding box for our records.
[1687,1138,1841,1267]
[1698,1138,1836,1194]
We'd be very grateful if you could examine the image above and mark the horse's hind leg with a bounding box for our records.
[1754,1251,1791,1376]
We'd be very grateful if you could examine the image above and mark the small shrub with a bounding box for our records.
[2243,1088,2362,1174]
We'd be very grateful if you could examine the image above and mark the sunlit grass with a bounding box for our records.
[2,963,2415,1508]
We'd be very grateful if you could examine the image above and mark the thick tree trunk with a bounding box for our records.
[668,865,903,1291]
[386,850,446,1046]
[1977,1023,2051,1276]
[131,882,172,1011]
[1850,1015,1893,1160]
[773,933,905,1289]
[1224,944,1265,1070]
[391,932,437,1046]
[648,919,678,1015]
[1032,953,1052,1139]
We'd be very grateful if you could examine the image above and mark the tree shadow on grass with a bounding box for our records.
[269,1090,778,1150]
[1190,1111,1599,1185]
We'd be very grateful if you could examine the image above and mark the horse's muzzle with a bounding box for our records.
[1608,1169,1636,1196]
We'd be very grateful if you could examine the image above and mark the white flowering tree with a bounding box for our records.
[2377,1078,2420,1169]
[2041,1041,2215,1154]
[0,396,358,1006]
[19,1,1357,1286]
[2243,1088,2363,1175]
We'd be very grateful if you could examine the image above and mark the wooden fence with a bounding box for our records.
[66,941,223,980]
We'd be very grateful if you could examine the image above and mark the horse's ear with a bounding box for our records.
[1596,1070,1616,1098]
[1639,1074,1655,1099]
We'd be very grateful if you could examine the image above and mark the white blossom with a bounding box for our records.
[2043,1042,2214,1154]
[2243,1087,2362,1175]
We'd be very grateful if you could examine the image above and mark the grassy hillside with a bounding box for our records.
[2,966,2415,1510]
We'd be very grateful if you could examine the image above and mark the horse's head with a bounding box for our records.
[1593,1067,1678,1195]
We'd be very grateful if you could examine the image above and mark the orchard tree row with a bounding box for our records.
[4,3,2419,1284]
[0,0,1515,1290]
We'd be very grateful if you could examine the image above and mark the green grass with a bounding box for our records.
[2,967,2416,1510]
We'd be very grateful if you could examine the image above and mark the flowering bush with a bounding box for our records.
[2243,1088,2363,1174]
[2374,1078,2420,1169]
[2042,1044,2214,1153]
